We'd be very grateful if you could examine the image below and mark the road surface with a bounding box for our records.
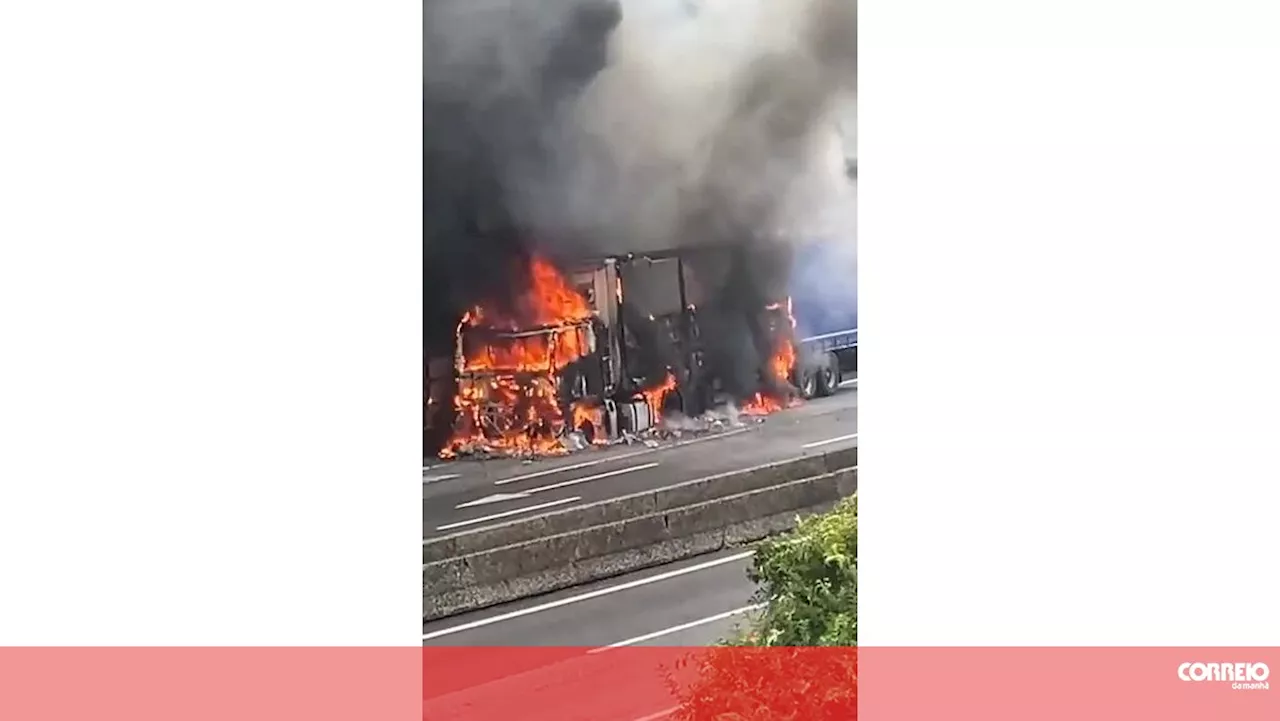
[423,549,757,647]
[424,383,856,538]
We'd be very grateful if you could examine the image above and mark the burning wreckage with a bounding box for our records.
[429,243,838,460]
[422,0,857,460]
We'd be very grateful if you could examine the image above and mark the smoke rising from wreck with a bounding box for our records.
[425,0,856,449]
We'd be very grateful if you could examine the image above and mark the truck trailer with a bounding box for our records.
[788,236,858,399]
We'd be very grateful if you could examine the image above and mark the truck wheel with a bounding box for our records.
[817,353,839,396]
[817,366,835,396]
[801,370,819,399]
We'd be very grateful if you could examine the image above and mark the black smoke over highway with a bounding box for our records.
[424,0,855,450]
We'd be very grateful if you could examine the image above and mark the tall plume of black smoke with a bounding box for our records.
[424,0,856,421]
[423,0,622,354]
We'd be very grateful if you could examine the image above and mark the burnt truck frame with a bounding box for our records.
[551,249,695,439]
[425,243,856,452]
[567,245,855,411]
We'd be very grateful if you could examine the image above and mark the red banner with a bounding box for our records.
[0,647,1274,719]
[423,646,855,721]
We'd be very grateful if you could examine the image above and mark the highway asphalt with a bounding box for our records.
[422,548,758,647]
[423,382,857,538]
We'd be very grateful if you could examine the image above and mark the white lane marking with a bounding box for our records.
[492,428,752,487]
[839,378,858,388]
[589,604,765,653]
[802,433,858,449]
[455,492,531,509]
[423,473,461,483]
[434,496,581,532]
[422,551,755,640]
[667,427,751,447]
[495,458,609,486]
[631,707,678,721]
[522,462,660,495]
[459,463,655,508]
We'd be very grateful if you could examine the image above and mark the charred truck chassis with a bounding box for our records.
[578,246,821,436]
[452,319,601,443]
[565,250,700,438]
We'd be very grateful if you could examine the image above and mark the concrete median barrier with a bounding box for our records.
[423,446,856,564]
[423,445,857,621]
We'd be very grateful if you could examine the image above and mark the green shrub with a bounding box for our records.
[666,496,858,720]
[736,494,857,647]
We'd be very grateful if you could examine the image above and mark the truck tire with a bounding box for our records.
[800,369,819,399]
[814,353,844,396]
[816,353,839,397]
[815,366,832,397]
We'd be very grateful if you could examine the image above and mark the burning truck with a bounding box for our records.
[422,0,856,459]
[428,241,830,459]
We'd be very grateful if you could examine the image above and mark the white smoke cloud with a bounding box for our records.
[504,0,857,255]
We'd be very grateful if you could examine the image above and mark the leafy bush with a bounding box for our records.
[739,494,857,647]
[666,496,857,720]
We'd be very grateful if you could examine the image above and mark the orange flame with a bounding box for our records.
[770,337,796,383]
[468,257,592,331]
[442,256,598,458]
[741,391,786,416]
[742,297,800,416]
[641,372,678,420]
[571,399,608,445]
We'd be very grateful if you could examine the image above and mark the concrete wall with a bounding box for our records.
[424,446,857,620]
